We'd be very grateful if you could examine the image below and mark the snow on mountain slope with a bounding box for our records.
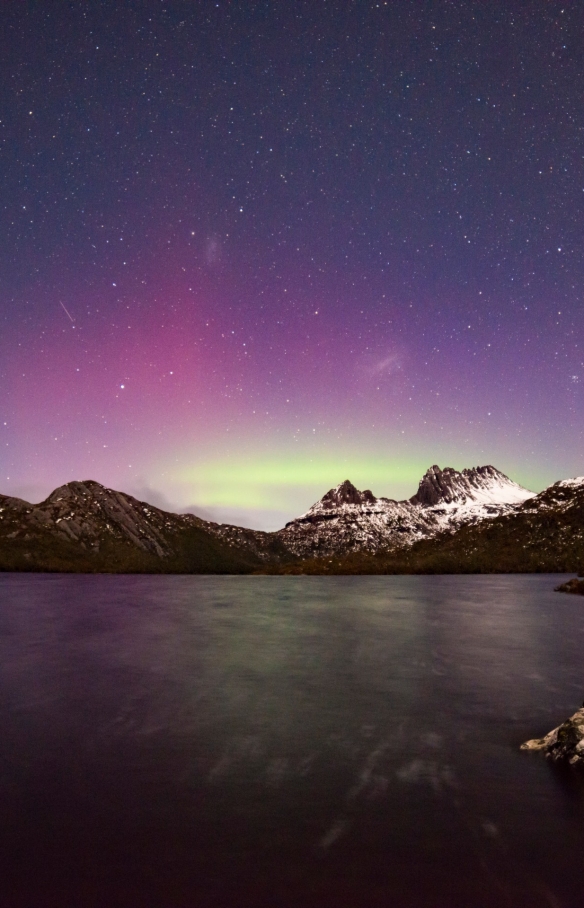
[553,476,584,490]
[276,465,534,558]
[409,464,532,507]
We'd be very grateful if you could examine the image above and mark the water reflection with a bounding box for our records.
[0,573,583,906]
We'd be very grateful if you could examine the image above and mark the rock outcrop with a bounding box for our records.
[555,577,584,595]
[521,708,584,765]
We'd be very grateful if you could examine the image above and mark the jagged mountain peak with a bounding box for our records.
[290,479,379,525]
[409,464,531,508]
[321,480,377,508]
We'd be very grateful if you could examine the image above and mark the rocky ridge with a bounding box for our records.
[274,465,533,558]
[0,481,277,573]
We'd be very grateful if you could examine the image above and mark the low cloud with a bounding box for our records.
[128,483,215,521]
[129,483,289,529]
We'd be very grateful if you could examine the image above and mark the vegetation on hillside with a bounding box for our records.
[0,521,261,574]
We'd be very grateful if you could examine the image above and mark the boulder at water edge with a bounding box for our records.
[555,577,584,595]
[521,708,584,765]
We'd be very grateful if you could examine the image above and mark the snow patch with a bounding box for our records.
[555,477,584,489]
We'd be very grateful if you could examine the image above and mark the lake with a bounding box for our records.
[1,573,583,907]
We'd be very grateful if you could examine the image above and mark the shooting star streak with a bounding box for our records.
[59,301,75,323]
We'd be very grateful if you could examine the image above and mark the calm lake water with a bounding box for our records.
[1,574,584,907]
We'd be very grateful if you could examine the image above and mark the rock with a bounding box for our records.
[318,479,377,509]
[521,708,584,765]
[555,577,584,595]
[409,464,527,507]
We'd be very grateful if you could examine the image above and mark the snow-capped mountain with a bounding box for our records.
[275,465,534,558]
[408,464,532,508]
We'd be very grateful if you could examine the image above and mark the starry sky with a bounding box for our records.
[1,0,582,529]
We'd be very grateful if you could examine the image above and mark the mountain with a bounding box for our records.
[1,467,582,574]
[273,465,533,558]
[269,476,584,575]
[0,480,284,573]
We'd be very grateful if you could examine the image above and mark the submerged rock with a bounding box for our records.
[521,708,584,765]
[555,577,584,595]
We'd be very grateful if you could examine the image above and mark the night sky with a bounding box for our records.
[1,1,582,529]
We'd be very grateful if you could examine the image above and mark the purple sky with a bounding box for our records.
[1,1,582,529]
